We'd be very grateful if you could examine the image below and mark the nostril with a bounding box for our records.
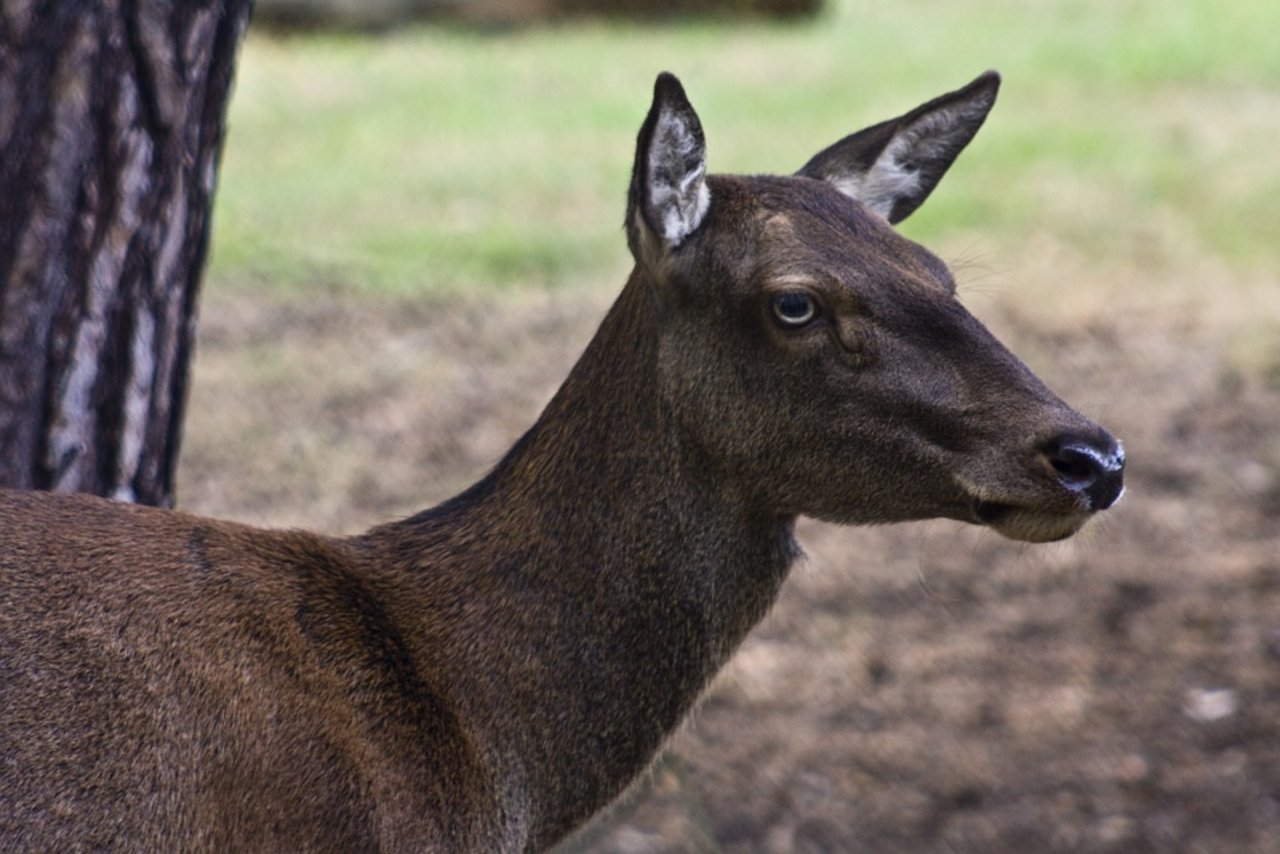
[1043,435,1126,511]
[1049,447,1099,488]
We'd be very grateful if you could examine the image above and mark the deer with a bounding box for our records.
[0,71,1124,851]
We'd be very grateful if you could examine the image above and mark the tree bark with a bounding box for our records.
[0,0,252,506]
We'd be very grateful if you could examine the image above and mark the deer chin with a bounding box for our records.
[971,498,1093,543]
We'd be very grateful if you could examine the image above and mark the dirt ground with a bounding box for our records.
[181,258,1280,852]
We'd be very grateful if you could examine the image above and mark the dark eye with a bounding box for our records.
[770,292,818,328]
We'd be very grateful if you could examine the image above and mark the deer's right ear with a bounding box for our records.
[627,72,710,264]
[797,71,1000,224]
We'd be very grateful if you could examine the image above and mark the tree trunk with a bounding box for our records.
[0,0,252,506]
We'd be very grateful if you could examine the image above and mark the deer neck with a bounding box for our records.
[362,270,797,845]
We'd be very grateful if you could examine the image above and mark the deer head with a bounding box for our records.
[626,71,1123,543]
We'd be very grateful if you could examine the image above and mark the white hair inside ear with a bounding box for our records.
[796,71,1000,224]
[834,106,980,219]
[829,147,921,220]
[646,107,710,247]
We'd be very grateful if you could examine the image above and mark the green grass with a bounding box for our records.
[208,0,1280,295]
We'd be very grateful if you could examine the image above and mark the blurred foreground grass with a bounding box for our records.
[209,0,1280,297]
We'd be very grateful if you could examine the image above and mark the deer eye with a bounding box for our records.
[769,292,818,328]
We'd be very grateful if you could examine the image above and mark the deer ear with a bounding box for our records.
[797,71,1000,224]
[627,72,710,256]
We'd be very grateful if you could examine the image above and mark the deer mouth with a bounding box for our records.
[963,432,1124,543]
[971,498,1092,543]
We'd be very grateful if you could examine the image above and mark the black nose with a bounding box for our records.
[1043,435,1126,510]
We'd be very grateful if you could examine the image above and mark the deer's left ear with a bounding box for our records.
[627,72,710,259]
[798,71,1000,224]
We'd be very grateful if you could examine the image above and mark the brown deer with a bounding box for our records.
[0,71,1123,851]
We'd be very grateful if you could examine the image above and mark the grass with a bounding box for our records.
[208,0,1280,296]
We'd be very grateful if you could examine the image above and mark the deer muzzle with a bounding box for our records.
[967,429,1125,543]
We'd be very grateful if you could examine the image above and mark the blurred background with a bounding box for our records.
[182,0,1280,849]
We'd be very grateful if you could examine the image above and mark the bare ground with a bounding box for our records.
[181,258,1280,852]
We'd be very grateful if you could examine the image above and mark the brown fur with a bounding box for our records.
[0,73,1122,851]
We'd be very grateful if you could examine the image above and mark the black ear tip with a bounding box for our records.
[653,71,689,106]
[951,70,1000,115]
[973,69,1001,96]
